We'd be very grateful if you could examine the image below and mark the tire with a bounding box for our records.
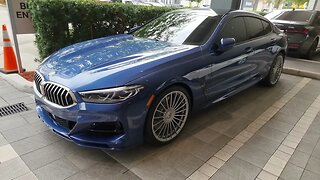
[262,54,284,86]
[306,39,318,60]
[145,86,191,145]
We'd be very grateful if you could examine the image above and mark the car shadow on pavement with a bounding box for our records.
[287,52,320,62]
[102,74,302,179]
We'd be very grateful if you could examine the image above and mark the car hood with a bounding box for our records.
[38,34,197,91]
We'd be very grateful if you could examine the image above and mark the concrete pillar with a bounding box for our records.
[314,2,320,10]
[307,0,320,10]
[210,0,242,14]
[307,0,316,10]
[308,0,320,10]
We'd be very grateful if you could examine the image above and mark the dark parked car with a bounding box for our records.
[266,9,320,59]
[34,9,287,149]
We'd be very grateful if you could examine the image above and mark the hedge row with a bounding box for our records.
[27,0,176,60]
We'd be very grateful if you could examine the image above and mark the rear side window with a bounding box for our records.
[275,11,314,22]
[217,17,247,44]
[244,17,265,39]
[261,20,272,35]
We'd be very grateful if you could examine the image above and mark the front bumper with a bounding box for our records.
[34,90,149,149]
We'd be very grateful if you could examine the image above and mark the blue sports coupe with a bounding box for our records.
[34,8,287,149]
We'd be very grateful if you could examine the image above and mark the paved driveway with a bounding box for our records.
[0,73,320,180]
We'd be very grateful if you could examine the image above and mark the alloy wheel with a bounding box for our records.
[270,55,284,85]
[311,41,318,57]
[151,91,189,142]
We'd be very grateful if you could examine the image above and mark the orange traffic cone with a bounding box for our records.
[0,24,19,74]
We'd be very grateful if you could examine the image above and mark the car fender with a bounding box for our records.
[153,77,207,111]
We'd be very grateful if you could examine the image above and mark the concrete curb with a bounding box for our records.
[0,73,33,94]
[283,67,320,80]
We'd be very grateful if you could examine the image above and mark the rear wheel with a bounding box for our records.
[262,54,284,86]
[145,86,190,145]
[306,39,318,60]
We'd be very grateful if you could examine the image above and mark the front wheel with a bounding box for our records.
[262,54,284,86]
[145,86,190,145]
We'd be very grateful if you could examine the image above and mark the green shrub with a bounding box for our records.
[27,0,176,60]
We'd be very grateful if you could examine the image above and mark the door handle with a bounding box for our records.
[271,38,277,43]
[238,57,247,64]
[245,47,254,54]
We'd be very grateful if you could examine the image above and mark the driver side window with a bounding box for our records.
[217,17,247,45]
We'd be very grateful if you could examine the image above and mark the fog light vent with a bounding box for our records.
[48,113,76,131]
[0,103,28,117]
[88,122,124,136]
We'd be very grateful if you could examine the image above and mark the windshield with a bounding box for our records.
[133,11,220,45]
[274,11,314,22]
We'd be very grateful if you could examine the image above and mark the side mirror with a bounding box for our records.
[128,26,140,34]
[220,38,236,52]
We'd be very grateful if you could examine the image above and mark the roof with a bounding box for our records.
[175,8,218,16]
[175,8,262,17]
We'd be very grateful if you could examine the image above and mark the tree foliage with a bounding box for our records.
[292,0,308,7]
[27,0,176,60]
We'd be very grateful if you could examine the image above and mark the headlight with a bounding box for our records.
[79,85,144,103]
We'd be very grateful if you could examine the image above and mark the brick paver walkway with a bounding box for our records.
[0,74,320,180]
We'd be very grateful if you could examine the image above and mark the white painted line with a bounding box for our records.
[258,93,320,179]
[198,163,218,177]
[0,142,38,179]
[0,144,18,163]
[188,170,209,180]
[187,78,311,179]
[207,156,225,169]
[257,170,278,180]
[278,144,295,155]
[14,172,38,180]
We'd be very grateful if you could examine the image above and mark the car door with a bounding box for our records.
[205,16,257,102]
[242,16,275,80]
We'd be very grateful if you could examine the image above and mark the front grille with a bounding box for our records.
[34,71,75,107]
[43,83,75,107]
[49,113,76,131]
[34,71,43,94]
